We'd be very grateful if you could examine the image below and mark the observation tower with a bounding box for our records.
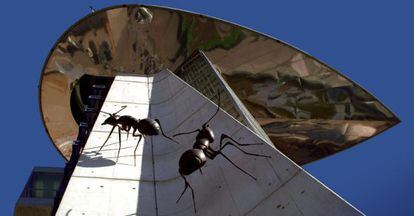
[34,4,398,215]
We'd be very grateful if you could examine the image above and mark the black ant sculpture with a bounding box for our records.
[96,105,178,164]
[174,93,271,213]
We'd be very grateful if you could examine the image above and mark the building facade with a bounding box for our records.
[15,167,63,216]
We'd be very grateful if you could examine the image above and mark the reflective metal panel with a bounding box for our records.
[39,5,399,164]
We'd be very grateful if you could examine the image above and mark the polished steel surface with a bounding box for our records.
[39,4,399,164]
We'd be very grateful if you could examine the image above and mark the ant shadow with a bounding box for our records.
[77,151,116,167]
[102,139,148,166]
[81,138,147,167]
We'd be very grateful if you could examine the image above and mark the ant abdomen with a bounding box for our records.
[179,149,207,175]
[138,118,161,136]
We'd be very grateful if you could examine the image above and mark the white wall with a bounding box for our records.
[57,70,363,216]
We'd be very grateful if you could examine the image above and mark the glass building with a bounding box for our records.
[14,167,64,216]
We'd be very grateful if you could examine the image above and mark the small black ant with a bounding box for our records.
[173,93,271,213]
[96,105,177,164]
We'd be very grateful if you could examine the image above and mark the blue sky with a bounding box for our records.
[1,1,412,215]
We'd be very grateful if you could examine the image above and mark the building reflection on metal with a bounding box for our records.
[175,50,271,143]
[176,50,245,124]
[39,5,399,164]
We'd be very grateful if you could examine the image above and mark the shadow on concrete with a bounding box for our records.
[77,151,116,167]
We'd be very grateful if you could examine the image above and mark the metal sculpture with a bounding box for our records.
[96,105,177,164]
[174,93,271,213]
[41,5,399,163]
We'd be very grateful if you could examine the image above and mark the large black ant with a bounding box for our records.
[96,105,178,165]
[173,93,271,213]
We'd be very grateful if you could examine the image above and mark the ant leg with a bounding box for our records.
[176,175,188,204]
[219,134,263,149]
[96,126,116,155]
[218,151,257,181]
[199,168,203,175]
[132,128,139,136]
[220,142,271,159]
[176,173,197,213]
[126,126,132,140]
[116,127,122,163]
[219,134,271,158]
[133,135,142,166]
[154,119,179,144]
[173,129,200,137]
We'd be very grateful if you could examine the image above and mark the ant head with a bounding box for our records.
[102,116,117,125]
[197,125,214,143]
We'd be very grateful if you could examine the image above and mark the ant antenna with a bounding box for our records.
[113,105,127,115]
[173,92,220,137]
[99,110,112,116]
[99,105,127,117]
[203,91,221,127]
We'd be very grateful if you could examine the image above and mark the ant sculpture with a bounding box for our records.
[174,93,271,213]
[96,105,178,164]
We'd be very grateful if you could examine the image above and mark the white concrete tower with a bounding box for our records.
[56,70,363,215]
